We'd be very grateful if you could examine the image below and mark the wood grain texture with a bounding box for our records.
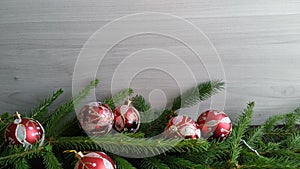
[0,0,300,124]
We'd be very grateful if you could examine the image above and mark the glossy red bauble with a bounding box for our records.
[74,152,116,169]
[113,104,140,133]
[4,117,45,147]
[79,102,114,135]
[164,115,201,139]
[197,110,232,140]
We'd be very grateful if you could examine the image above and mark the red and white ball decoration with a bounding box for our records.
[74,151,116,169]
[197,110,232,140]
[4,112,45,147]
[113,100,140,133]
[164,115,201,139]
[79,102,114,135]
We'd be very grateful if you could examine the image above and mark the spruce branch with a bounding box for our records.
[14,158,30,169]
[284,107,300,131]
[130,95,154,134]
[171,80,224,111]
[53,136,195,157]
[0,112,12,145]
[245,126,265,147]
[260,149,300,162]
[263,114,286,133]
[123,132,145,138]
[30,89,64,120]
[131,95,151,112]
[0,146,43,168]
[110,155,136,169]
[57,117,79,136]
[229,102,255,168]
[45,79,99,137]
[280,133,300,151]
[43,151,63,169]
[170,139,210,153]
[161,156,208,169]
[2,79,300,169]
[246,107,300,147]
[239,151,299,169]
[184,140,229,168]
[139,157,170,169]
[145,110,177,137]
[103,88,133,109]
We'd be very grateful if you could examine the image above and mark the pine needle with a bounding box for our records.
[229,102,255,167]
[30,89,64,121]
[284,107,300,131]
[139,157,170,169]
[43,151,63,169]
[54,136,188,157]
[45,80,99,137]
[103,88,134,109]
[111,154,136,169]
[172,80,225,111]
[14,158,30,169]
[161,156,209,169]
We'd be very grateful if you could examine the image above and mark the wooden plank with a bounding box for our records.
[0,0,299,124]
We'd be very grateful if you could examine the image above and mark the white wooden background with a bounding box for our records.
[0,0,300,125]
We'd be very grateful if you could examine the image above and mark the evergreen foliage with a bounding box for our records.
[0,79,299,169]
[171,80,224,111]
[103,88,134,110]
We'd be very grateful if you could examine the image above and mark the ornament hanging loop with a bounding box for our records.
[241,139,260,156]
[126,99,132,106]
[63,150,84,159]
[14,111,21,119]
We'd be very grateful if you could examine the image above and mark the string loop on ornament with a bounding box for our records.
[63,150,84,158]
[241,139,260,156]
[63,150,78,154]
[14,111,21,119]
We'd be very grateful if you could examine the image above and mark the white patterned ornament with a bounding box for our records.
[164,115,201,139]
[74,151,117,169]
[79,102,114,135]
[197,110,232,140]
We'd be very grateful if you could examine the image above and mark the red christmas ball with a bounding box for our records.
[74,152,116,169]
[4,114,45,147]
[164,115,201,139]
[79,102,114,135]
[197,110,232,140]
[113,103,140,133]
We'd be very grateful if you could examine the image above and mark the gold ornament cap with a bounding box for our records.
[63,150,84,159]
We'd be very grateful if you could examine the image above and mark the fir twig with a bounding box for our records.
[2,79,300,169]
[171,80,224,111]
[284,107,300,131]
[43,151,63,169]
[53,136,189,157]
[263,114,286,133]
[0,146,43,167]
[145,110,177,137]
[170,139,210,153]
[14,158,30,169]
[239,151,299,169]
[280,132,300,151]
[246,107,300,147]
[161,156,208,169]
[131,95,151,112]
[139,157,170,169]
[229,102,255,168]
[0,112,12,145]
[45,80,99,137]
[131,95,154,134]
[30,89,64,120]
[110,155,136,169]
[103,88,133,109]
